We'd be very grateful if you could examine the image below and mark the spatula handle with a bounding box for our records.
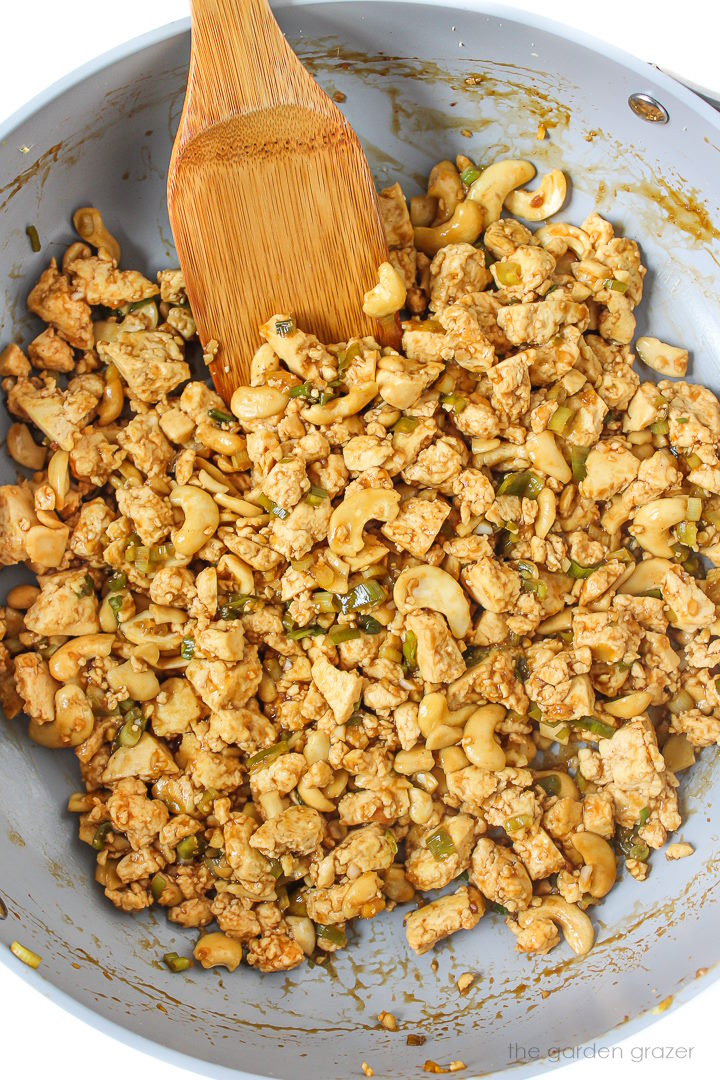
[186,0,320,130]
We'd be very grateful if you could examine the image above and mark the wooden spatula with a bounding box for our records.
[168,0,398,402]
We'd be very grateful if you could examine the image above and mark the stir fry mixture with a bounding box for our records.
[0,156,717,977]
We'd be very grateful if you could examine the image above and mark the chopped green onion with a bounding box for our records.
[570,445,589,484]
[315,924,347,947]
[650,419,669,435]
[76,573,95,598]
[204,852,233,880]
[521,577,547,600]
[289,382,313,399]
[426,827,455,861]
[668,689,694,715]
[180,636,195,660]
[460,165,481,186]
[305,485,330,507]
[291,555,314,571]
[116,710,147,748]
[684,451,702,471]
[686,497,703,522]
[515,655,530,681]
[536,775,560,797]
[286,624,324,640]
[463,645,491,669]
[25,225,41,252]
[248,739,289,770]
[676,521,697,547]
[287,890,308,917]
[223,592,254,612]
[357,614,383,634]
[313,590,340,614]
[602,277,628,293]
[274,317,295,337]
[338,341,361,377]
[151,873,167,901]
[10,940,42,968]
[385,830,399,856]
[257,494,290,520]
[329,625,361,645]
[176,835,199,863]
[567,558,598,580]
[440,392,467,414]
[615,826,650,862]
[196,787,219,815]
[528,702,542,722]
[207,407,233,424]
[92,821,114,851]
[393,416,419,434]
[338,580,387,613]
[569,716,615,740]
[495,261,522,287]
[123,296,157,314]
[108,594,123,619]
[487,901,510,916]
[107,570,127,592]
[163,951,192,973]
[267,857,284,880]
[547,405,572,435]
[640,588,663,600]
[638,807,650,827]
[675,416,690,425]
[402,630,418,673]
[505,813,533,832]
[496,471,544,499]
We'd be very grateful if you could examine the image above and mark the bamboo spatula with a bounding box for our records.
[168,0,398,402]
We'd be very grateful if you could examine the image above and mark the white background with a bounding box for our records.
[2,2,720,1079]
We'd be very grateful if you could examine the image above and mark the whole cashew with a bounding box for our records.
[302,382,378,426]
[617,557,675,595]
[462,704,506,770]
[628,496,688,558]
[169,485,220,557]
[516,896,594,955]
[49,633,115,681]
[504,169,567,221]
[73,206,122,263]
[466,160,536,224]
[363,262,407,318]
[572,832,617,898]
[413,200,485,256]
[635,336,689,378]
[394,565,471,638]
[29,684,95,749]
[427,159,465,224]
[230,384,289,421]
[604,689,653,719]
[193,932,243,972]
[536,222,592,258]
[329,488,400,556]
[526,430,572,484]
[107,660,160,702]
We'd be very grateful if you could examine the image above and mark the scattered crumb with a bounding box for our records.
[203,338,220,367]
[332,90,347,103]
[464,75,482,86]
[625,858,649,881]
[584,129,599,142]
[541,990,550,999]
[378,1010,398,1031]
[423,1062,467,1074]
[431,958,439,973]
[536,122,547,141]
[457,971,475,994]
[696,967,708,978]
[460,128,472,138]
[407,1033,427,1047]
[666,842,694,860]
[361,1063,374,1078]
[652,995,674,1015]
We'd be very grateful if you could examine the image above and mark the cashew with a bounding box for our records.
[466,159,536,224]
[169,485,220,557]
[301,381,378,426]
[323,769,349,799]
[119,612,183,652]
[6,423,46,470]
[628,497,687,558]
[427,159,464,224]
[604,689,653,719]
[572,832,617,898]
[504,169,567,221]
[418,692,475,740]
[304,730,331,765]
[49,633,115,681]
[394,748,435,775]
[5,584,40,611]
[195,423,246,456]
[534,486,556,539]
[193,932,243,972]
[342,871,382,920]
[635,336,688,378]
[413,200,484,256]
[28,685,94,749]
[516,896,594,955]
[438,745,470,773]
[461,704,506,770]
[408,786,434,824]
[394,566,471,638]
[535,223,592,259]
[217,555,255,595]
[297,775,336,812]
[329,488,400,556]
[363,262,407,319]
[533,770,580,800]
[662,733,696,773]
[107,660,160,702]
[230,384,289,420]
[286,915,316,956]
[526,430,572,484]
[409,194,437,227]
[617,557,674,595]
[73,206,121,263]
[47,449,70,511]
[536,609,572,634]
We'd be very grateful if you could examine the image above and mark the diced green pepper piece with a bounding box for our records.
[164,951,193,973]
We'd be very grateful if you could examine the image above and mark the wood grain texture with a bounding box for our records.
[168,0,398,401]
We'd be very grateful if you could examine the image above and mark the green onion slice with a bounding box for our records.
[164,951,192,973]
[426,827,455,861]
[248,739,289,770]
